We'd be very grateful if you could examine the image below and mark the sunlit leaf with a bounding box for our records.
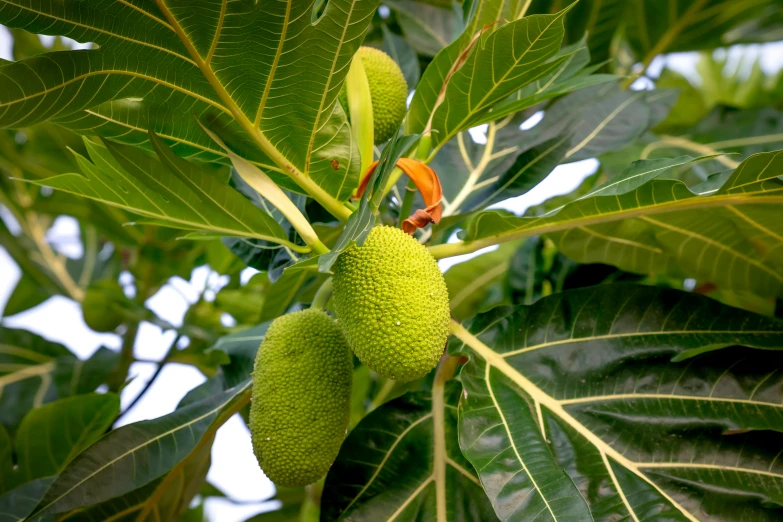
[0,0,378,205]
[27,137,292,247]
[410,8,575,149]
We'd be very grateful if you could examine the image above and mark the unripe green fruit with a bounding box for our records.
[333,226,450,382]
[82,281,126,333]
[249,308,352,487]
[339,46,408,144]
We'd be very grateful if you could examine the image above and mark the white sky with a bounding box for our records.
[0,26,781,522]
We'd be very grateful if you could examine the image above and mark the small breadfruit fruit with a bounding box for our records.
[332,226,450,382]
[82,280,127,333]
[249,308,353,487]
[339,46,408,144]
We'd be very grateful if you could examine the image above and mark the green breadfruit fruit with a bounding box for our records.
[249,308,353,487]
[332,226,450,382]
[81,280,127,333]
[339,46,408,144]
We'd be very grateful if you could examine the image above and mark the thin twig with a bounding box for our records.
[114,334,181,426]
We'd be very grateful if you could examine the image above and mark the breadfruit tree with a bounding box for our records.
[1,1,783,521]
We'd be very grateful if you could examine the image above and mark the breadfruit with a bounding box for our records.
[332,226,450,382]
[249,308,353,487]
[82,280,127,332]
[339,46,408,144]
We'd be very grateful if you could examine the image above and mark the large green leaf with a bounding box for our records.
[57,436,212,522]
[406,0,534,136]
[0,0,377,204]
[322,377,500,521]
[8,393,119,490]
[430,150,783,299]
[409,8,574,149]
[26,137,294,247]
[0,328,73,435]
[450,284,783,521]
[27,381,250,518]
[471,39,616,127]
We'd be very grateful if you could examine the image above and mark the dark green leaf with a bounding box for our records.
[0,424,12,495]
[53,347,120,398]
[450,284,783,521]
[381,27,420,89]
[3,274,50,317]
[322,381,498,521]
[387,0,457,57]
[10,393,119,489]
[625,0,779,58]
[29,382,250,517]
[531,83,678,161]
[0,477,55,522]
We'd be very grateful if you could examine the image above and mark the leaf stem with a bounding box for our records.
[108,322,140,394]
[431,354,459,522]
[311,277,333,310]
[114,335,181,426]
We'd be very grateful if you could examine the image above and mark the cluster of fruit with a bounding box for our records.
[249,226,450,487]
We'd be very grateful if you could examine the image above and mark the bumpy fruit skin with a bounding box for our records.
[249,308,352,487]
[82,281,126,332]
[333,226,450,382]
[339,46,408,144]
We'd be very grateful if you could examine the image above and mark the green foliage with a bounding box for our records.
[333,226,450,382]
[249,309,352,487]
[1,1,783,521]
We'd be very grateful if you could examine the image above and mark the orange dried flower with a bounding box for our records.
[356,158,442,235]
